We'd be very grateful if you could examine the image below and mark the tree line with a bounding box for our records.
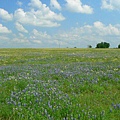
[88,42,120,48]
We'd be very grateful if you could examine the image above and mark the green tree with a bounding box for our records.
[88,45,92,48]
[118,44,120,48]
[96,42,110,48]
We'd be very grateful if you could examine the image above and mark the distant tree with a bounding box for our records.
[88,45,92,48]
[96,42,110,48]
[118,44,120,48]
[74,47,77,48]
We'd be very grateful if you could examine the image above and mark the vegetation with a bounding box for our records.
[88,45,92,48]
[118,44,120,48]
[0,48,120,120]
[96,42,110,48]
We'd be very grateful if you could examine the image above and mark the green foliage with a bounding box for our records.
[88,45,92,48]
[96,42,110,48]
[118,44,120,48]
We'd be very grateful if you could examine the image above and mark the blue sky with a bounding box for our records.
[0,0,120,48]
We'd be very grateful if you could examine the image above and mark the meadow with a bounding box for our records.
[0,48,120,120]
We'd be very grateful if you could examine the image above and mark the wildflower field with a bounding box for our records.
[0,48,120,120]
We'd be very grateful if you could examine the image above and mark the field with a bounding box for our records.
[0,48,120,120]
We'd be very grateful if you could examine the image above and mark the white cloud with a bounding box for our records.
[75,21,120,37]
[93,21,120,36]
[28,0,43,9]
[30,29,51,39]
[0,24,12,33]
[101,0,120,10]
[0,8,13,21]
[52,21,120,48]
[65,0,93,14]
[14,0,65,27]
[33,40,42,44]
[17,1,23,7]
[18,33,25,37]
[94,21,104,28]
[50,0,61,10]
[15,22,28,33]
[13,33,29,43]
[1,18,120,48]
[13,38,29,43]
[0,36,10,40]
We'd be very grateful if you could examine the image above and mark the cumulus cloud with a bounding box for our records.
[15,22,28,33]
[18,33,25,37]
[76,21,120,36]
[33,40,42,44]
[0,8,13,21]
[28,29,55,47]
[0,24,12,33]
[65,21,120,37]
[93,21,120,36]
[50,0,61,10]
[1,19,120,48]
[13,38,29,43]
[0,36,10,40]
[52,21,120,48]
[101,0,120,10]
[65,0,93,14]
[30,29,51,39]
[0,0,65,27]
[17,1,23,7]
[14,0,65,27]
[28,0,43,9]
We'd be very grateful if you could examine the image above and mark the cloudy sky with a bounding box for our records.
[0,0,120,48]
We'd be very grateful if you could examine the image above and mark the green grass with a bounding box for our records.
[0,48,120,120]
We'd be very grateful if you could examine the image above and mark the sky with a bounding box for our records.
[0,0,120,48]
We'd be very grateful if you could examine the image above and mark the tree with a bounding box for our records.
[88,45,92,48]
[118,44,120,48]
[96,42,110,48]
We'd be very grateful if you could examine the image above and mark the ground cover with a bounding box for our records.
[0,48,120,120]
